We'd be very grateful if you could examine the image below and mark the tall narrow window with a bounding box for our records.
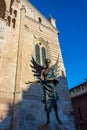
[0,0,6,18]
[12,18,16,28]
[14,10,17,17]
[42,47,46,67]
[35,44,40,64]
[8,16,11,26]
[38,17,42,23]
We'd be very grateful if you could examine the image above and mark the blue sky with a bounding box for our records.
[29,0,87,89]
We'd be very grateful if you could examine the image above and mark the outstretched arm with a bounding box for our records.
[25,80,40,84]
[45,77,55,81]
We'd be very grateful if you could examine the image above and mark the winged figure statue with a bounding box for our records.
[26,55,62,125]
[30,55,60,82]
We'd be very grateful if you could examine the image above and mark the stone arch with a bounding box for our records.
[0,0,6,18]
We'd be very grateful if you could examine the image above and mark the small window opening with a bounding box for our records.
[14,10,17,17]
[12,18,16,28]
[8,16,11,26]
[38,17,42,23]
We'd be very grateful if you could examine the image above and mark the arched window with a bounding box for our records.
[42,47,46,67]
[35,44,40,64]
[8,16,11,26]
[14,10,17,17]
[0,0,6,18]
[12,18,16,28]
[38,17,42,23]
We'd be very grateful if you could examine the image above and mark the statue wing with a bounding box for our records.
[51,55,60,77]
[30,56,44,79]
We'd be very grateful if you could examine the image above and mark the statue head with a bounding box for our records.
[45,58,51,67]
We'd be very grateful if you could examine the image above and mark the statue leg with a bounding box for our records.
[53,103,62,124]
[46,110,50,124]
[45,102,50,124]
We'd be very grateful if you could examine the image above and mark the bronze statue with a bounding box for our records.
[26,56,62,125]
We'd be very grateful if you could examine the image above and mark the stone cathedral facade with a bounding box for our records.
[0,0,75,130]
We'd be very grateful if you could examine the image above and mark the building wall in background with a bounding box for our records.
[70,81,87,130]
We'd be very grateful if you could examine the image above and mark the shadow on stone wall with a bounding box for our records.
[0,103,13,130]
[0,83,44,130]
[0,77,75,130]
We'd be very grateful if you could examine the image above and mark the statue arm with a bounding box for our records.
[25,80,40,84]
[41,69,44,80]
[45,77,54,81]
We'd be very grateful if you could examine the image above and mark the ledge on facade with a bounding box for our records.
[70,90,87,98]
[69,81,87,98]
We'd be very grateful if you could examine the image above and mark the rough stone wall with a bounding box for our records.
[0,1,22,129]
[0,0,75,130]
